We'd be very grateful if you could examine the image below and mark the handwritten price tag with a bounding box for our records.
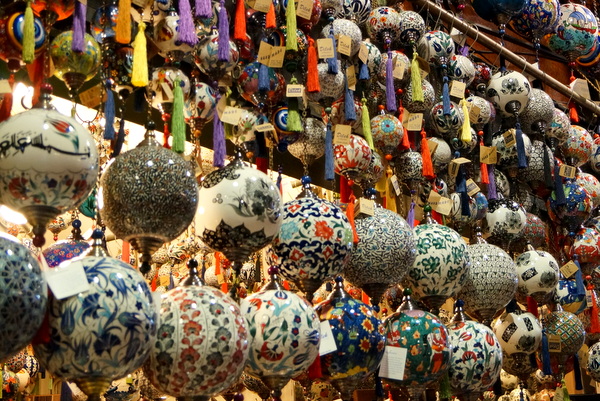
[79,84,105,108]
[268,46,286,68]
[355,197,375,216]
[406,113,423,131]
[347,65,356,91]
[503,130,516,148]
[427,138,439,155]
[450,81,466,99]
[560,261,579,279]
[390,175,402,197]
[448,157,471,178]
[393,57,406,80]
[256,123,275,132]
[380,346,407,380]
[252,0,272,12]
[220,106,245,125]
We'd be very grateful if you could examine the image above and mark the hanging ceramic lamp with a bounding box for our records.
[100,121,199,274]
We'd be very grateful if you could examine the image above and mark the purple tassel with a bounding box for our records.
[217,0,230,62]
[554,164,566,206]
[385,49,396,112]
[515,119,528,168]
[407,200,415,227]
[104,85,116,140]
[327,26,338,74]
[358,61,369,80]
[574,255,586,298]
[460,44,470,56]
[487,165,498,200]
[442,76,451,116]
[112,117,126,157]
[258,62,270,91]
[178,0,198,46]
[195,0,212,18]
[344,73,356,121]
[541,328,553,375]
[72,0,86,52]
[213,93,226,168]
[325,120,334,181]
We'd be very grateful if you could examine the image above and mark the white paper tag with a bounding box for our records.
[379,346,407,381]
[390,175,402,197]
[44,262,91,300]
[570,78,591,100]
[319,320,338,356]
[586,289,594,308]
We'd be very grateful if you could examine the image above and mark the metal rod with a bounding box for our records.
[412,0,600,117]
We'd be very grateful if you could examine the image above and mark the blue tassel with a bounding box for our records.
[134,88,145,113]
[541,328,553,376]
[515,120,528,168]
[574,354,583,390]
[442,76,451,116]
[358,61,369,80]
[554,164,566,206]
[258,62,270,92]
[574,255,586,298]
[325,120,334,181]
[60,382,73,401]
[104,85,116,140]
[385,49,396,112]
[112,117,126,157]
[327,28,338,74]
[344,73,356,121]
[455,152,470,217]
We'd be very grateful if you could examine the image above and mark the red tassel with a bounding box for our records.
[431,209,443,224]
[306,37,320,93]
[479,133,489,184]
[308,354,323,380]
[234,0,247,41]
[527,296,538,317]
[121,241,130,264]
[346,193,359,245]
[399,104,410,151]
[569,100,579,124]
[588,277,600,334]
[256,156,268,173]
[283,280,291,290]
[221,282,228,293]
[340,175,352,203]
[265,2,276,29]
[215,252,222,275]
[151,272,158,291]
[421,129,435,179]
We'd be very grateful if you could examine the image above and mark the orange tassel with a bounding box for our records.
[121,241,130,264]
[306,37,320,93]
[215,252,222,275]
[588,278,600,333]
[265,2,276,29]
[479,134,489,184]
[234,0,246,41]
[151,272,158,291]
[283,280,291,290]
[361,290,370,305]
[116,0,132,44]
[569,100,579,124]
[221,282,229,293]
[399,104,410,151]
[421,129,435,179]
[346,193,359,244]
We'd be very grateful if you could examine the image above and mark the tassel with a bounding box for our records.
[480,160,489,185]
[255,131,268,173]
[22,0,35,64]
[589,278,600,333]
[487,165,497,200]
[344,72,356,121]
[307,355,323,380]
[361,99,374,149]
[347,195,361,244]
[439,372,451,400]
[375,369,385,398]
[340,175,351,203]
[325,120,334,181]
[112,117,126,157]
[121,241,130,264]
[116,0,132,44]
[265,2,276,29]
[168,271,175,290]
[60,382,73,401]
[407,199,415,227]
[554,163,566,206]
[526,296,538,317]
[543,142,554,189]
[562,378,571,401]
[541,328,553,375]
[411,51,423,102]
[421,129,435,179]
[285,0,298,51]
[163,115,171,149]
[399,103,410,150]
[171,79,185,153]
[460,99,471,143]
[131,22,149,87]
[574,256,586,298]
[195,0,212,18]
[178,0,198,46]
[0,89,13,123]
[385,50,396,112]
[327,26,339,74]
[442,76,451,116]
[515,119,528,168]
[72,0,86,53]
[455,153,470,217]
[258,61,270,91]
[569,100,579,124]
[104,85,116,140]
[493,375,503,396]
[287,100,302,132]
[358,61,369,80]
[574,354,583,391]
[215,252,222,275]
[306,38,320,93]
[213,116,226,168]
[234,0,247,41]
[151,271,158,291]
[218,0,230,62]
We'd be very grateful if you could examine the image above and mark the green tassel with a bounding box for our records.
[171,79,186,153]
[411,51,423,103]
[22,0,35,64]
[285,0,298,51]
[439,371,452,400]
[562,378,570,401]
[361,98,374,149]
[287,98,302,132]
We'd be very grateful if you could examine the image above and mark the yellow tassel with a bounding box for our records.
[22,0,35,64]
[131,22,148,87]
[116,0,132,44]
[460,99,471,143]
[411,51,423,102]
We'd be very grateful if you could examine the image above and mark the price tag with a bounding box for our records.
[480,146,497,165]
[448,157,471,178]
[317,38,335,59]
[416,56,430,76]
[355,197,375,216]
[450,81,466,99]
[548,334,562,353]
[258,41,273,65]
[296,0,312,19]
[570,78,591,100]
[337,35,352,56]
[469,104,481,122]
[333,124,352,145]
[390,175,402,197]
[427,138,438,155]
[428,191,453,216]
[220,106,245,125]
[79,84,105,108]
[346,65,356,91]
[252,0,272,12]
[286,84,304,98]
[559,164,576,179]
[560,261,579,279]
[450,27,467,46]
[256,123,275,132]
[586,289,594,308]
[160,275,170,287]
[379,346,407,381]
[0,80,12,94]
[406,113,423,131]
[44,262,91,300]
[358,43,369,64]
[466,178,480,196]
[393,57,406,80]
[319,321,338,355]
[503,130,516,148]
[268,46,286,68]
